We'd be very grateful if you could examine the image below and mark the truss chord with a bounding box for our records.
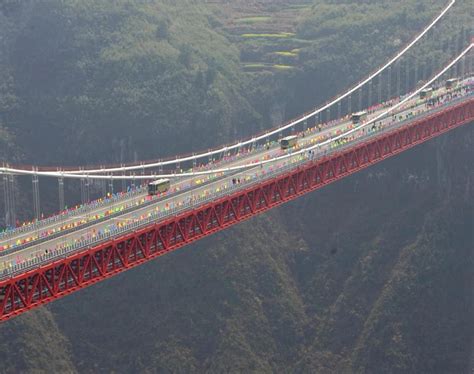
[1,98,472,322]
[32,173,40,221]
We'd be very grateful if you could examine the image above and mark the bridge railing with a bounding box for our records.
[1,90,472,280]
[4,77,471,245]
[0,156,311,279]
[0,186,146,241]
[0,105,354,246]
[0,174,224,255]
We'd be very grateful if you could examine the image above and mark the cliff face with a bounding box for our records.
[289,126,474,373]
[1,122,471,374]
[0,309,75,373]
[0,1,473,373]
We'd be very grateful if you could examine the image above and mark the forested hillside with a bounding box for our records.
[0,0,472,373]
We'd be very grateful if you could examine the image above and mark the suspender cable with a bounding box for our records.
[32,172,40,221]
[405,58,410,94]
[80,177,85,205]
[15,44,471,181]
[85,176,90,204]
[387,66,392,100]
[460,55,466,78]
[368,80,373,108]
[0,0,457,177]
[108,175,114,195]
[3,173,11,227]
[378,73,382,103]
[396,60,401,98]
[1,52,471,185]
[58,176,65,212]
[121,169,126,193]
[9,174,16,227]
[468,40,473,75]
[455,33,461,77]
[414,55,419,87]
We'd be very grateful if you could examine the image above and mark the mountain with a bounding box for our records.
[0,0,472,372]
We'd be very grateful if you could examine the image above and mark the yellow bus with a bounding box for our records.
[419,87,433,99]
[148,179,171,195]
[351,111,367,124]
[280,135,298,150]
[445,78,458,90]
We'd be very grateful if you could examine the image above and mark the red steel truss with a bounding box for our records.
[0,98,473,322]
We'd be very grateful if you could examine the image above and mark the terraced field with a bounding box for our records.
[210,0,314,72]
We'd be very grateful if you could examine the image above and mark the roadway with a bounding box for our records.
[0,79,472,271]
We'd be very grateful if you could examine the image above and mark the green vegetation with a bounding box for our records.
[241,32,295,38]
[286,4,312,11]
[0,0,473,372]
[0,309,75,372]
[274,51,299,57]
[0,0,261,166]
[235,16,271,24]
[273,64,294,70]
[243,63,266,68]
[215,1,312,71]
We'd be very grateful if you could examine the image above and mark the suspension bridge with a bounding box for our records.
[0,0,473,322]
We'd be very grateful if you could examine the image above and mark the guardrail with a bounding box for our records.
[1,91,471,280]
[2,80,464,243]
[0,108,353,245]
[0,186,145,241]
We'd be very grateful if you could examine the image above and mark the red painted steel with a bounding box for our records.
[0,98,473,322]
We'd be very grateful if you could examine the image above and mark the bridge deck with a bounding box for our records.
[0,96,472,321]
[0,83,469,272]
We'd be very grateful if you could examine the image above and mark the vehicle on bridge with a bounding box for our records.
[420,87,433,99]
[351,111,367,124]
[280,135,298,150]
[445,78,458,90]
[148,179,171,195]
